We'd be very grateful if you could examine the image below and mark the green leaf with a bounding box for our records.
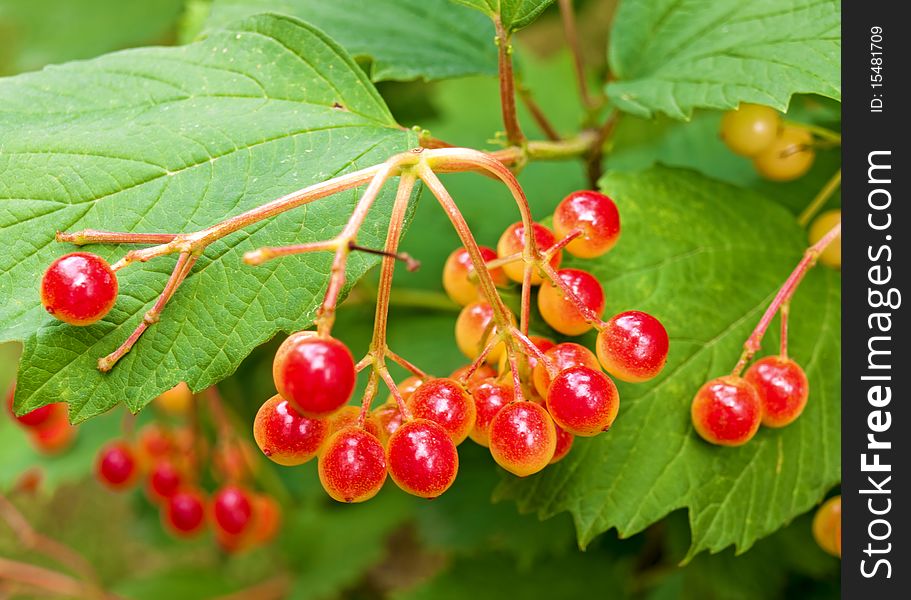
[606,0,841,119]
[1,14,416,421]
[199,0,497,82]
[451,0,556,32]
[496,167,840,557]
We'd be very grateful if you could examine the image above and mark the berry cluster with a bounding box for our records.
[5,383,76,454]
[720,104,815,182]
[812,495,842,558]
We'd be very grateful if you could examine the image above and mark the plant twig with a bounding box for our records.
[558,0,595,109]
[494,17,525,146]
[797,169,841,226]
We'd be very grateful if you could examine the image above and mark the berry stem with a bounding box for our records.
[242,240,338,266]
[779,301,790,359]
[508,328,558,379]
[359,370,379,428]
[538,261,607,328]
[56,229,177,246]
[378,366,412,421]
[517,85,561,141]
[460,332,501,383]
[384,347,429,380]
[558,0,596,110]
[494,17,525,147]
[797,169,841,227]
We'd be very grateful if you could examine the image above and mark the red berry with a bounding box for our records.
[596,311,669,382]
[408,378,476,445]
[40,252,118,326]
[148,461,182,501]
[137,423,174,464]
[547,366,620,436]
[250,494,282,545]
[812,495,842,557]
[372,401,405,444]
[212,485,254,535]
[96,442,137,489]
[443,246,507,306]
[165,489,206,536]
[6,385,67,430]
[468,379,514,447]
[550,425,574,464]
[253,394,329,466]
[552,190,621,258]
[273,333,356,417]
[538,268,605,336]
[455,301,508,364]
[318,427,387,503]
[691,376,762,446]
[532,342,600,399]
[386,419,458,499]
[497,222,561,284]
[743,356,809,428]
[488,402,557,477]
[30,418,76,454]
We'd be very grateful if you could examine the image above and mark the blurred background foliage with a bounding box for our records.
[0,0,840,598]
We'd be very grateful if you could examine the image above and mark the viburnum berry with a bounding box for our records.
[809,209,841,269]
[329,405,383,440]
[137,423,174,464]
[408,378,476,445]
[443,246,507,306]
[40,252,118,326]
[743,356,809,428]
[451,363,497,386]
[488,402,557,477]
[497,222,561,284]
[253,395,329,466]
[30,418,76,454]
[155,381,193,415]
[690,376,762,446]
[719,103,781,157]
[532,342,600,399]
[165,489,207,536]
[96,441,138,490]
[550,424,574,464]
[547,366,619,437]
[148,461,182,501]
[552,190,621,258]
[6,385,67,430]
[455,301,507,364]
[596,311,669,383]
[387,375,425,404]
[538,268,605,336]
[753,125,815,181]
[468,379,514,447]
[212,485,254,536]
[318,427,387,503]
[372,401,405,444]
[386,419,458,499]
[273,332,356,417]
[812,495,842,557]
[250,494,282,545]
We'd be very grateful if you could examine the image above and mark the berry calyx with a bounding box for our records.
[690,376,762,446]
[155,382,193,415]
[408,378,476,445]
[537,268,605,336]
[496,222,561,284]
[488,402,557,477]
[812,495,842,557]
[443,246,507,306]
[372,401,405,444]
[253,395,329,466]
[386,419,458,499]
[318,427,387,503]
[165,489,206,536]
[550,425,574,464]
[809,209,841,269]
[212,485,254,536]
[273,333,356,417]
[96,442,138,490]
[552,190,621,258]
[719,103,781,157]
[468,379,514,447]
[743,356,809,428]
[454,301,508,364]
[148,461,182,501]
[753,125,814,181]
[546,366,619,437]
[531,342,600,399]
[596,311,669,383]
[329,405,383,440]
[40,252,118,326]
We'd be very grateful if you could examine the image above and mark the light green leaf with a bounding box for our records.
[606,0,841,119]
[451,0,556,32]
[199,0,497,81]
[1,14,416,421]
[496,168,840,557]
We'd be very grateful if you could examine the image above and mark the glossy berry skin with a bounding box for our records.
[744,356,809,428]
[691,376,762,447]
[386,419,458,499]
[553,190,621,258]
[532,342,600,399]
[96,442,138,490]
[809,209,841,269]
[455,301,507,364]
[318,427,387,503]
[253,395,329,466]
[720,104,780,157]
[40,252,118,326]
[443,246,508,306]
[468,379,514,446]
[489,402,557,477]
[148,461,182,501]
[550,425,574,464]
[451,363,497,386]
[753,126,814,181]
[273,333,356,417]
[547,366,620,436]
[538,268,605,336]
[812,495,842,557]
[155,382,193,415]
[408,378,476,445]
[330,405,383,440]
[596,311,669,383]
[165,489,206,536]
[372,401,405,443]
[213,486,254,536]
[497,222,562,284]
